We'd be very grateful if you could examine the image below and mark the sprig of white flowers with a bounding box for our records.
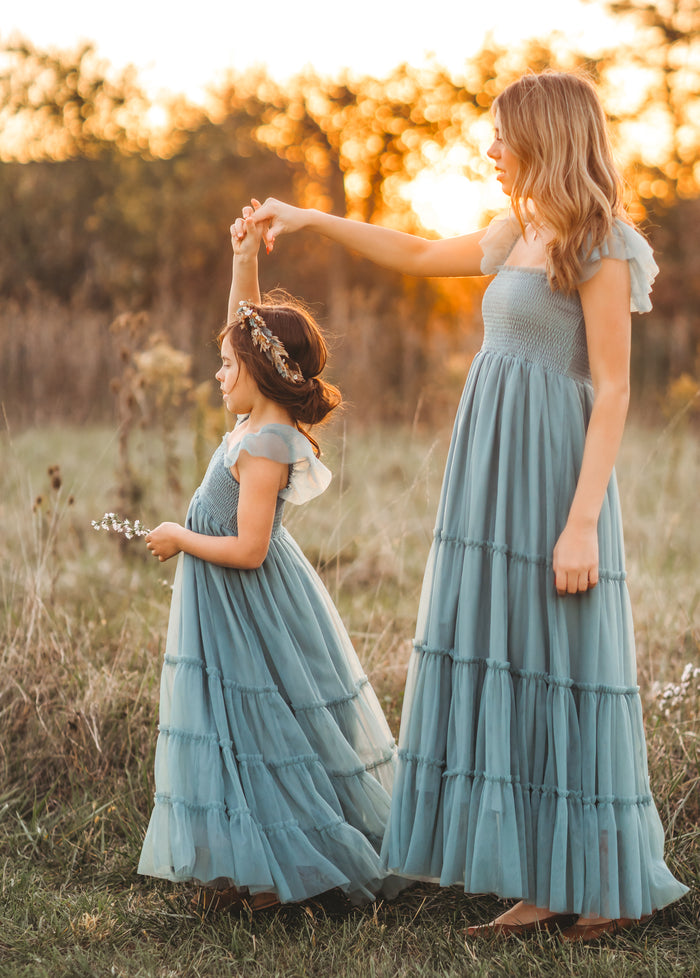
[653,662,700,721]
[91,513,150,539]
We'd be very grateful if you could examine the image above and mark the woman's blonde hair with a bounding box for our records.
[494,71,629,294]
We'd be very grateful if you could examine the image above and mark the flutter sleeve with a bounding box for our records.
[579,219,659,314]
[223,423,331,505]
[479,212,521,275]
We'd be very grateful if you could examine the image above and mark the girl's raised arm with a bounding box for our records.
[227,204,263,323]
[248,197,489,279]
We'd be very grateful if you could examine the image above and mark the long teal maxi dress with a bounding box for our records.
[381,216,689,920]
[138,424,398,904]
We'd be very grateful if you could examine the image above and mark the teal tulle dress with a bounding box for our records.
[381,217,689,919]
[138,424,398,905]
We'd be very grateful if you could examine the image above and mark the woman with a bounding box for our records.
[242,71,688,938]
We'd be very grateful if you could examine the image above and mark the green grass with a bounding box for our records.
[1,417,698,977]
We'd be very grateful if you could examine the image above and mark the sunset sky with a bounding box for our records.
[1,0,630,232]
[2,0,626,102]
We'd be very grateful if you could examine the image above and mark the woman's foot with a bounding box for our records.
[560,914,653,942]
[467,901,575,937]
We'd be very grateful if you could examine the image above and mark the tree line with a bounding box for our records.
[1,0,698,426]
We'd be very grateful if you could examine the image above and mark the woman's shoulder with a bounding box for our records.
[479,212,521,275]
[579,218,659,313]
[223,422,331,505]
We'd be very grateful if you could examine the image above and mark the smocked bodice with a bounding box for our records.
[481,268,591,383]
[187,441,286,536]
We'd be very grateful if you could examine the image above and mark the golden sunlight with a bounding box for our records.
[404,170,505,236]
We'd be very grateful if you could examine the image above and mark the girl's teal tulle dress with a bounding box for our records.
[138,424,398,904]
[381,217,689,919]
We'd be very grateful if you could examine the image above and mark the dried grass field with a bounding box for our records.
[1,416,698,978]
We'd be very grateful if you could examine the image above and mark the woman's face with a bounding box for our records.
[487,111,520,197]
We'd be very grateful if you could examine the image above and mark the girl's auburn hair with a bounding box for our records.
[494,71,631,294]
[219,289,341,456]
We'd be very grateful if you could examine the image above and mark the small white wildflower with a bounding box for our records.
[91,512,151,537]
[655,661,700,722]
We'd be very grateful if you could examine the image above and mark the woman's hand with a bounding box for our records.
[244,197,307,254]
[552,520,599,596]
[146,522,184,562]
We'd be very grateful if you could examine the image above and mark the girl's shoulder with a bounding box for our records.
[223,423,331,505]
[579,218,659,314]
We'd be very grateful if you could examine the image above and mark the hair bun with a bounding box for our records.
[296,375,341,426]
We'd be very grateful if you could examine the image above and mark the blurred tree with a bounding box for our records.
[0,37,148,160]
[2,25,698,424]
[588,0,700,383]
[0,41,300,420]
[0,46,297,315]
[0,37,153,307]
[211,66,491,415]
[590,0,700,203]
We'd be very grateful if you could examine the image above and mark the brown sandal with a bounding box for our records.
[468,912,574,937]
[244,891,280,912]
[191,885,245,912]
[191,886,280,914]
[560,914,654,942]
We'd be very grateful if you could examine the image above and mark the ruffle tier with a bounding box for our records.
[381,351,688,916]
[383,629,686,918]
[139,499,399,904]
[139,654,395,903]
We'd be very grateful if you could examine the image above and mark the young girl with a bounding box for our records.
[138,210,399,910]
[245,72,688,937]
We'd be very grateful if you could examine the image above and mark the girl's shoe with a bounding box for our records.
[244,891,280,912]
[192,885,280,913]
[191,885,245,912]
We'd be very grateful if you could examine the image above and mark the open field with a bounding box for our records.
[1,418,698,977]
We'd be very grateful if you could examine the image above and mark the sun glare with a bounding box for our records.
[405,170,505,236]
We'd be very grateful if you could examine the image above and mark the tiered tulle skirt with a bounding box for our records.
[138,511,399,905]
[381,350,688,918]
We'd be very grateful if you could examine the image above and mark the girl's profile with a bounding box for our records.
[138,210,400,911]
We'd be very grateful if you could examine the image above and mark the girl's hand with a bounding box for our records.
[245,197,307,254]
[552,521,599,596]
[146,522,184,562]
[231,199,265,257]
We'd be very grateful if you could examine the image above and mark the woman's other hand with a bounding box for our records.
[552,520,599,595]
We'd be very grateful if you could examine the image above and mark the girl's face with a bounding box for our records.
[216,334,255,414]
[487,112,520,196]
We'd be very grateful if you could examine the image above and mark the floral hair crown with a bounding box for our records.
[235,300,304,385]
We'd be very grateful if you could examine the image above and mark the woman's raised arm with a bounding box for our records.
[248,197,488,279]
